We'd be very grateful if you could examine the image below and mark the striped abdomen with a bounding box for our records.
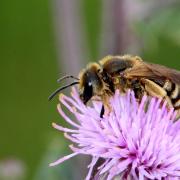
[163,80,180,110]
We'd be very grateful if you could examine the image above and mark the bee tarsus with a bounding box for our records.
[100,105,105,118]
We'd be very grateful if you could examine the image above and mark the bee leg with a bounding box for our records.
[142,78,173,108]
[131,79,144,99]
[100,105,105,118]
[101,93,112,116]
[142,78,166,98]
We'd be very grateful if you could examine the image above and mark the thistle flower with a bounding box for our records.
[50,88,180,180]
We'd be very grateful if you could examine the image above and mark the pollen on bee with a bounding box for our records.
[112,77,120,84]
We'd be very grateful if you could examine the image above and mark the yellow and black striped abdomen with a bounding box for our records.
[163,80,180,110]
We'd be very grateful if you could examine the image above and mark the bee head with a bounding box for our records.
[78,63,103,104]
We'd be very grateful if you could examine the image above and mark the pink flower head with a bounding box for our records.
[50,88,180,180]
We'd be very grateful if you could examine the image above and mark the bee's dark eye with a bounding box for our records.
[80,82,93,104]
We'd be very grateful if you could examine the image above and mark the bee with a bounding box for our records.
[49,55,180,117]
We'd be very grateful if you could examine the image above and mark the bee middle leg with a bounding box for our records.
[131,79,144,99]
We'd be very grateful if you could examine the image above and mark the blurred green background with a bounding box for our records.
[0,0,180,180]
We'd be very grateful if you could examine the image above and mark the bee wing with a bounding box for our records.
[125,61,180,85]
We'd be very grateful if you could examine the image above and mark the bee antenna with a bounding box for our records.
[57,75,79,83]
[48,81,79,101]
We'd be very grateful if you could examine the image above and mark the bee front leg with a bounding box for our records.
[100,105,105,118]
[101,93,112,116]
